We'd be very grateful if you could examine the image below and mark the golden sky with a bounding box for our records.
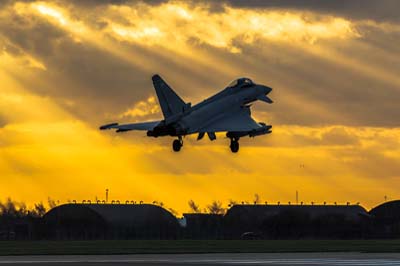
[0,0,399,214]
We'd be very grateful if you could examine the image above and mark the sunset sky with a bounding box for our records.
[0,0,399,214]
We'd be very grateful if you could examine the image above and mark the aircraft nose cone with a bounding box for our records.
[263,86,272,94]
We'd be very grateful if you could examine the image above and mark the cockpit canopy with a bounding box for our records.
[227,78,254,88]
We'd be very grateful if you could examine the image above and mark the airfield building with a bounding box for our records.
[223,204,370,239]
[182,213,223,239]
[369,200,400,238]
[42,203,180,240]
[2,201,400,240]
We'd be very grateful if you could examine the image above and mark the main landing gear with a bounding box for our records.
[172,137,183,152]
[230,138,239,153]
[172,136,240,153]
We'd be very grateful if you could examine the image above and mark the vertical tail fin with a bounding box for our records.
[152,74,186,118]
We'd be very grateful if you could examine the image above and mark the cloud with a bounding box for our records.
[0,118,6,129]
[44,0,400,24]
[1,118,399,212]
[64,0,167,8]
[260,126,361,147]
[103,2,359,52]
[223,0,400,23]
[0,0,399,211]
[319,127,360,146]
[2,0,398,127]
[120,96,161,120]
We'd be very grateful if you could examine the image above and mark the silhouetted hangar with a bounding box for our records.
[369,200,400,238]
[223,204,370,239]
[42,204,179,240]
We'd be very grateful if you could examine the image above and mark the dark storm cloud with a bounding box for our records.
[223,0,400,22]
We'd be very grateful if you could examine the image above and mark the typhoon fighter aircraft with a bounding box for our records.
[100,75,273,153]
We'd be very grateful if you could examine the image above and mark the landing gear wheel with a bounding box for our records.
[230,140,239,153]
[173,139,182,152]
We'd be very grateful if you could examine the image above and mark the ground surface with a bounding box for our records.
[0,253,400,265]
[1,240,400,256]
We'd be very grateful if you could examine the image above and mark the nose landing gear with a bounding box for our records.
[230,138,239,153]
[172,137,183,152]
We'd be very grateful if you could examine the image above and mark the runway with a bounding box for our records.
[0,253,399,265]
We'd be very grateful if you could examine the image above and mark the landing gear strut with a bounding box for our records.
[230,138,239,153]
[172,137,183,152]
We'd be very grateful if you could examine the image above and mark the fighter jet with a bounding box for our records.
[100,75,273,153]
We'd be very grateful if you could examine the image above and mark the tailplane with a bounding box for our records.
[152,74,187,118]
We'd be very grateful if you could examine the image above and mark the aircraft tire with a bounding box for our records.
[230,140,239,153]
[173,139,182,152]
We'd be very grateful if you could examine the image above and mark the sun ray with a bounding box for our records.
[0,0,399,213]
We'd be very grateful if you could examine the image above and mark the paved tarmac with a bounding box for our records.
[0,253,399,265]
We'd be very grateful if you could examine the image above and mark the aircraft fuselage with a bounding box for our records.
[101,75,273,152]
[148,83,271,137]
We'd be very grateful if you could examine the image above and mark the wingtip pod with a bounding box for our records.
[99,123,118,130]
[151,74,160,81]
[249,124,272,137]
